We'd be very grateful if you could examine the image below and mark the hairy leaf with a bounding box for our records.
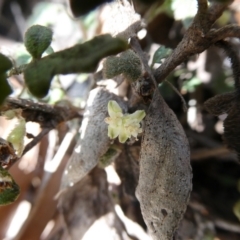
[60,87,127,190]
[23,34,128,98]
[136,89,192,240]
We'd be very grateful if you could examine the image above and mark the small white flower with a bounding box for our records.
[105,100,146,143]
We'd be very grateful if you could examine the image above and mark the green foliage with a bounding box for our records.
[24,25,53,59]
[23,34,128,98]
[0,53,12,72]
[0,167,20,206]
[0,54,13,105]
[7,118,26,157]
[151,45,172,67]
[182,76,201,93]
[103,50,142,82]
[98,145,121,168]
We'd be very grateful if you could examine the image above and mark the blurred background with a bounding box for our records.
[1,0,240,239]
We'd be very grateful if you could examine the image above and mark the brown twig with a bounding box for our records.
[0,98,83,166]
[0,98,83,128]
[208,24,240,41]
[154,0,234,83]
[21,128,51,157]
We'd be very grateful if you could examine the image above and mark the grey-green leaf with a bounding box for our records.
[23,34,128,98]
[0,167,20,205]
[60,87,127,190]
[136,89,192,240]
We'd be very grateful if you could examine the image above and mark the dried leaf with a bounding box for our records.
[23,34,128,98]
[115,145,140,197]
[204,91,240,159]
[59,167,129,240]
[60,87,127,190]
[222,99,240,159]
[136,90,192,240]
[204,91,235,116]
[0,138,18,168]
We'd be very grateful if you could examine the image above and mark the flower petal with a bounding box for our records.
[108,100,123,118]
[118,130,130,143]
[129,110,146,122]
[108,125,120,139]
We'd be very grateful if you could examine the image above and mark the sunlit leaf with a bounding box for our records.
[151,46,172,67]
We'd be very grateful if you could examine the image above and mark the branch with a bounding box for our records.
[206,0,233,28]
[208,24,240,41]
[0,98,83,128]
[0,98,83,166]
[21,128,51,157]
[154,0,234,83]
[194,0,208,33]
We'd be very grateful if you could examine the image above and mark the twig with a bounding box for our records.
[154,0,234,83]
[191,147,237,161]
[214,218,240,234]
[130,36,157,87]
[0,98,83,166]
[0,98,83,128]
[164,80,188,112]
[208,24,240,42]
[21,128,51,157]
[194,0,208,33]
[206,1,233,29]
[4,128,51,169]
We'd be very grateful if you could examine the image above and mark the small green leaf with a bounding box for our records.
[151,46,172,67]
[98,145,121,168]
[24,25,53,59]
[0,167,20,205]
[0,53,12,72]
[0,75,12,105]
[181,76,201,93]
[0,54,13,105]
[7,118,26,157]
[23,34,128,98]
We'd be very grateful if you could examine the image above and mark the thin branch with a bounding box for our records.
[0,98,83,166]
[208,24,240,42]
[130,36,157,101]
[130,36,156,85]
[165,80,188,112]
[4,128,51,169]
[194,0,209,33]
[0,98,83,128]
[206,0,233,28]
[154,0,234,83]
[21,128,51,157]
[197,0,208,12]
